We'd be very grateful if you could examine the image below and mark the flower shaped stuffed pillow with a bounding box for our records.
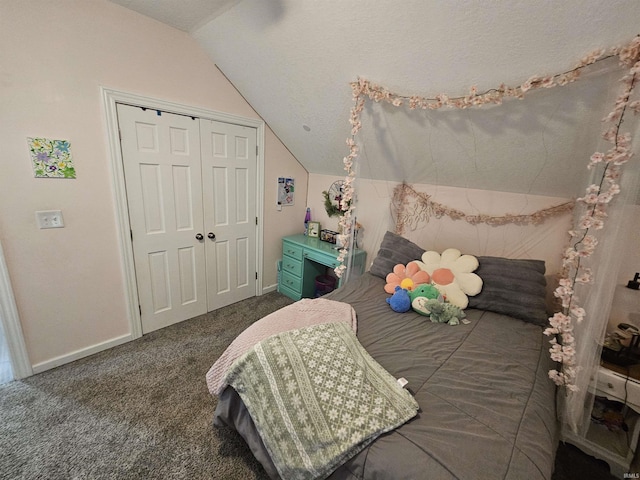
[384,262,431,294]
[415,249,482,309]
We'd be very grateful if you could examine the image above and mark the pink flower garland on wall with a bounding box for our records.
[338,36,640,390]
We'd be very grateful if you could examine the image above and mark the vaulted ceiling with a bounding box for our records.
[108,0,640,199]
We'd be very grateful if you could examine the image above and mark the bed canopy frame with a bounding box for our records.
[336,36,640,434]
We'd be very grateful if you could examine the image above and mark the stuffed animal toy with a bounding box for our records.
[384,262,431,294]
[386,286,411,313]
[414,248,482,309]
[419,298,467,325]
[409,284,442,316]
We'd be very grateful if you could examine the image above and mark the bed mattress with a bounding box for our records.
[214,272,559,479]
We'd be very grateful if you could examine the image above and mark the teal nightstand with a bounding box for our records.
[278,234,366,301]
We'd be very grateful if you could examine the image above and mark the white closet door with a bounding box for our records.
[117,104,207,333]
[200,119,258,310]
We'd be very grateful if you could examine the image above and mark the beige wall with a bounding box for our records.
[308,174,574,275]
[0,0,307,370]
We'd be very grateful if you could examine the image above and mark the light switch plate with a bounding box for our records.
[36,210,64,229]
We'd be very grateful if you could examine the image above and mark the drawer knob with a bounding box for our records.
[607,382,614,389]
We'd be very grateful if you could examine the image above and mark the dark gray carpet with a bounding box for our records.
[0,291,617,479]
[0,292,293,480]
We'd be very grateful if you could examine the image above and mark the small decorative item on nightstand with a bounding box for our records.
[320,229,338,244]
[307,221,320,238]
[303,207,311,235]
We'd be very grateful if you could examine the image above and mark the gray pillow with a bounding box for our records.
[369,231,425,279]
[468,256,549,326]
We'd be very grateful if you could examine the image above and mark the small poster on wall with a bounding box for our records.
[27,137,76,179]
[277,177,295,205]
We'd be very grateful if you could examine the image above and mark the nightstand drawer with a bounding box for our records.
[281,256,303,277]
[278,281,301,301]
[303,249,339,268]
[280,269,302,293]
[597,367,640,411]
[283,241,303,260]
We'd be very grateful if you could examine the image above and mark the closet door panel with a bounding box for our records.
[118,104,207,333]
[201,119,258,310]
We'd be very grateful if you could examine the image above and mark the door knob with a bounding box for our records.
[208,232,216,240]
[195,233,204,240]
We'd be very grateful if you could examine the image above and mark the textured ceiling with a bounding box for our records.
[108,0,640,199]
[108,0,240,32]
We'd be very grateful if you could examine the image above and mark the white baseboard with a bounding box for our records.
[31,333,133,375]
[30,285,281,375]
[262,283,278,294]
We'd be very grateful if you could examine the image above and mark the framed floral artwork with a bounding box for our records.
[28,137,76,179]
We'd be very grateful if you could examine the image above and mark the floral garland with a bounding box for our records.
[391,182,575,235]
[545,39,640,391]
[337,36,640,391]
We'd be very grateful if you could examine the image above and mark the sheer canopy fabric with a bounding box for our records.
[339,42,639,434]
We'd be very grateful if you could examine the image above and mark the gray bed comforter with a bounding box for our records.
[214,273,558,479]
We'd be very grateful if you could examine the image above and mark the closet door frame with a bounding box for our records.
[102,88,265,339]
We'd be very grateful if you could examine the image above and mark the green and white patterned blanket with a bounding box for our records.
[223,322,419,480]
